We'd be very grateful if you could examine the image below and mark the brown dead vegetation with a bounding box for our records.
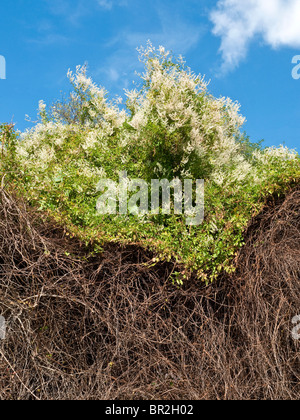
[0,187,299,400]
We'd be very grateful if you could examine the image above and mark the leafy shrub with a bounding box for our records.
[0,123,18,170]
[2,43,300,283]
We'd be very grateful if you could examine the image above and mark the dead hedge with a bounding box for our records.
[0,187,299,400]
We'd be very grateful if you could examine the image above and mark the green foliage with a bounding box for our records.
[236,132,264,161]
[1,45,300,284]
[0,123,18,170]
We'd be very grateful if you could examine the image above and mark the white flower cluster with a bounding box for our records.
[67,65,126,132]
[253,145,298,165]
[15,44,298,191]
[17,121,78,163]
[125,43,251,186]
[126,44,209,135]
[75,160,107,179]
[81,129,108,151]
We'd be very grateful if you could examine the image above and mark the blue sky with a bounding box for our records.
[1,0,300,150]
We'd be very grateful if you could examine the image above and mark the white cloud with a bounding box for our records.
[97,0,113,10]
[96,0,128,11]
[97,10,203,87]
[210,0,300,71]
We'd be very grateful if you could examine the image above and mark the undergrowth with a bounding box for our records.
[0,44,299,283]
[0,187,299,400]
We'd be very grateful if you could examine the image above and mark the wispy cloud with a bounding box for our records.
[44,0,91,25]
[97,7,203,88]
[125,18,202,55]
[96,0,128,11]
[210,0,300,72]
[27,33,70,46]
[97,0,113,10]
[40,0,203,91]
[44,0,128,24]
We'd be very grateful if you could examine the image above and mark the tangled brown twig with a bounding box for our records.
[0,187,299,400]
